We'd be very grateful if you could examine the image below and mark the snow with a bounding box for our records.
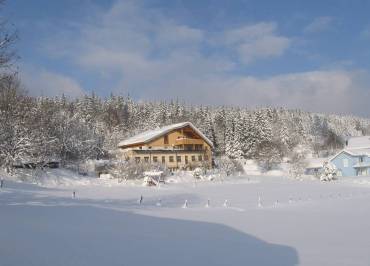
[305,157,327,169]
[118,121,214,148]
[1,171,370,265]
[343,148,370,156]
[242,159,262,175]
[242,159,288,176]
[346,136,370,148]
[329,136,370,164]
[329,148,370,164]
[143,170,164,176]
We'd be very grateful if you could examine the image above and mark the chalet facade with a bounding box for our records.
[118,122,213,170]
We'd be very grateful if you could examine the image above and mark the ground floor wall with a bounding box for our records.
[355,167,370,176]
[120,149,212,170]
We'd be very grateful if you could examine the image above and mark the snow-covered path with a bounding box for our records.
[1,176,370,266]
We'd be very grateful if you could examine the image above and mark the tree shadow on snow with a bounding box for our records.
[0,203,299,266]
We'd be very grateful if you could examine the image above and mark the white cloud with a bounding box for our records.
[134,69,369,116]
[304,16,334,33]
[44,2,290,72]
[21,65,85,98]
[33,1,370,116]
[237,35,290,64]
[223,22,290,64]
[224,22,278,43]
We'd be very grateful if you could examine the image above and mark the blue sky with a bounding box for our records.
[4,0,370,116]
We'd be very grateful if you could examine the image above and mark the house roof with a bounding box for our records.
[118,122,214,148]
[346,136,370,149]
[345,148,370,156]
[305,158,328,169]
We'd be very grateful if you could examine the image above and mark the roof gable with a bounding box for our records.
[118,122,214,148]
[329,148,370,162]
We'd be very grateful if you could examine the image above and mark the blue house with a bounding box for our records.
[329,136,370,177]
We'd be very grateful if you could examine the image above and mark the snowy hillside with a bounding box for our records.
[2,87,370,172]
[2,173,370,266]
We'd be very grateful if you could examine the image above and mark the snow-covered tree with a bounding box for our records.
[214,156,244,176]
[320,162,337,181]
[289,152,307,179]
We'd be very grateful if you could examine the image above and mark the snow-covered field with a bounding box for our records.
[1,170,370,266]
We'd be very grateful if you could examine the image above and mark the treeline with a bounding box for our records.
[1,74,370,172]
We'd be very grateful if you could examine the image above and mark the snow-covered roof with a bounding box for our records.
[305,158,328,169]
[344,148,370,156]
[346,136,370,149]
[329,136,370,162]
[118,122,214,148]
[329,147,370,162]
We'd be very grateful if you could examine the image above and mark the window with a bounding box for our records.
[169,156,174,162]
[185,144,193,150]
[144,157,149,162]
[162,156,165,163]
[360,157,364,163]
[177,156,181,162]
[195,144,203,151]
[185,156,188,164]
[164,135,169,144]
[198,155,202,161]
[343,158,348,167]
[191,155,196,162]
[135,157,140,163]
[153,156,158,163]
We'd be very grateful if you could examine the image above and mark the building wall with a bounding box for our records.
[355,155,370,176]
[331,152,357,177]
[123,150,211,169]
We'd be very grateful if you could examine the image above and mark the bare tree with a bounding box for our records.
[0,1,17,71]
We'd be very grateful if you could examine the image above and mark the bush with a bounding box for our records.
[109,160,168,182]
[214,156,244,176]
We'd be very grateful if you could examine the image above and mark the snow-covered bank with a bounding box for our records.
[1,174,370,265]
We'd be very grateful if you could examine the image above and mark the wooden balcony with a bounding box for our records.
[130,148,206,154]
[175,137,204,145]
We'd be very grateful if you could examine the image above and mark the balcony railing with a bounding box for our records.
[131,148,207,154]
[175,137,204,145]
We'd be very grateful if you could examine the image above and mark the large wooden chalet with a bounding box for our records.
[118,122,213,170]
